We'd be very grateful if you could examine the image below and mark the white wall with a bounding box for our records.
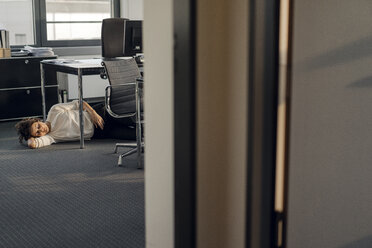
[67,74,108,99]
[0,0,34,46]
[144,0,174,247]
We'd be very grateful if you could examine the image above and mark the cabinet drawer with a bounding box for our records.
[0,87,58,120]
[0,57,57,88]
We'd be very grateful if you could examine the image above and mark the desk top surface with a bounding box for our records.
[41,58,105,75]
[41,58,144,76]
[42,58,103,68]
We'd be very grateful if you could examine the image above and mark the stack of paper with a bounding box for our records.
[24,46,55,56]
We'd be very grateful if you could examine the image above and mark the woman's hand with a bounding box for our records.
[83,102,105,130]
[91,112,105,130]
[27,137,37,149]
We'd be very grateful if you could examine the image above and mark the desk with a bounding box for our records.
[40,59,104,149]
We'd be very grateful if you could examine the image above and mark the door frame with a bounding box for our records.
[173,0,197,247]
[246,0,280,247]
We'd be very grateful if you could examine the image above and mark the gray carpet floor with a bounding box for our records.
[0,121,145,248]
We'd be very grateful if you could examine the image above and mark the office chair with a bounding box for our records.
[101,18,144,168]
[102,58,144,168]
[101,18,128,58]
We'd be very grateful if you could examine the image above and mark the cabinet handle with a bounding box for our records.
[26,90,30,95]
[24,59,29,64]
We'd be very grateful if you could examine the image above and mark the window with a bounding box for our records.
[40,0,120,46]
[0,0,120,47]
[45,0,110,41]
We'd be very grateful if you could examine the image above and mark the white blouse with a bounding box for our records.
[33,100,94,148]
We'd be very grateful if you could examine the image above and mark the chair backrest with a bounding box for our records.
[102,58,141,85]
[102,58,143,117]
[101,18,128,58]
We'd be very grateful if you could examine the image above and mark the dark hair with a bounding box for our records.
[15,117,41,143]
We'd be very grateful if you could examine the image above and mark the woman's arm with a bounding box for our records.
[27,136,55,149]
[83,102,104,130]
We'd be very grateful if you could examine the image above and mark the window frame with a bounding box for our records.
[40,0,120,47]
[12,0,120,48]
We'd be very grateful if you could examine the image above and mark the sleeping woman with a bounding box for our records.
[15,100,135,149]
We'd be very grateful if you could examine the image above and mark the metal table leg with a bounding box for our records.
[40,63,46,121]
[78,68,84,149]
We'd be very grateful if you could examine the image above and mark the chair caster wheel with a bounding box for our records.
[118,156,123,166]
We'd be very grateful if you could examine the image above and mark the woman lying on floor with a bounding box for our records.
[15,100,136,149]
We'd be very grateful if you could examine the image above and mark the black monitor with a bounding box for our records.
[123,20,143,57]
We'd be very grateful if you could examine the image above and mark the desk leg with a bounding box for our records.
[78,68,85,149]
[40,64,46,121]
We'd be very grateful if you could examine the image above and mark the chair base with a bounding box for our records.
[115,142,144,169]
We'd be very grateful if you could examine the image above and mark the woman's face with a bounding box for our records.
[30,121,50,137]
